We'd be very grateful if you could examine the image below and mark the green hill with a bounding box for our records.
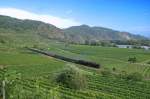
[0,15,65,46]
[63,25,147,44]
[0,15,148,46]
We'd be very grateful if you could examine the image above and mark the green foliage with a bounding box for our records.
[112,40,150,46]
[0,39,6,44]
[0,22,150,99]
[7,79,61,99]
[87,74,150,99]
[147,61,150,64]
[84,40,117,47]
[117,71,143,81]
[132,45,144,49]
[0,14,149,99]
[33,44,39,49]
[101,69,112,77]
[112,67,116,71]
[126,72,143,81]
[46,42,150,78]
[128,57,137,63]
[56,66,87,90]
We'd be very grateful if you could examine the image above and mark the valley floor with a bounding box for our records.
[0,42,150,99]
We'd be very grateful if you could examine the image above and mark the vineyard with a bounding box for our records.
[0,43,150,99]
[46,42,150,79]
[0,4,150,99]
[0,69,150,99]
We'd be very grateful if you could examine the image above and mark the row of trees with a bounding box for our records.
[65,39,150,47]
[111,40,150,46]
[128,57,137,63]
[84,40,117,47]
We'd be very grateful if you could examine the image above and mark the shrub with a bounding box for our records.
[147,61,150,64]
[33,44,39,48]
[128,57,137,63]
[126,72,143,81]
[0,39,6,44]
[112,67,116,71]
[56,66,87,90]
[101,69,111,77]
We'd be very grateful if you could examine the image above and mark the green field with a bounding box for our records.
[0,45,67,78]
[0,42,150,99]
[46,42,150,78]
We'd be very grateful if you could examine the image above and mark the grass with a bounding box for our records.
[1,42,150,78]
[0,45,67,78]
[46,42,150,78]
[0,42,150,98]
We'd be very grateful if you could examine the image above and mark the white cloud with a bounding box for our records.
[0,8,80,28]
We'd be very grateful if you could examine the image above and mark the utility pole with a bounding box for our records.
[2,80,5,99]
[0,67,20,99]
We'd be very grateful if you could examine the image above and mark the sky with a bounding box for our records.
[0,0,150,37]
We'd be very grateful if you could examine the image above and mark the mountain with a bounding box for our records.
[0,15,148,46]
[0,15,65,46]
[63,25,147,44]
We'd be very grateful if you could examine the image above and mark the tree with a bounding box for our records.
[128,57,137,63]
[85,40,90,45]
[56,66,87,90]
[90,40,98,46]
[0,39,6,44]
[112,67,116,71]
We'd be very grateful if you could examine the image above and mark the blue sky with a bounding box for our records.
[0,0,150,37]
